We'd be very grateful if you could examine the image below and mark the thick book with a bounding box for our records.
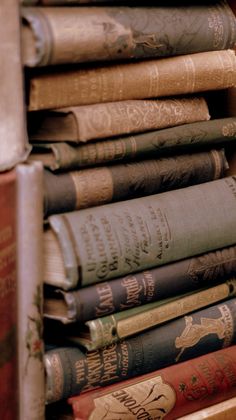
[21,2,236,67]
[27,50,236,111]
[44,176,236,290]
[28,97,210,143]
[29,117,236,171]
[0,0,31,170]
[64,346,236,420]
[44,297,236,402]
[43,149,227,216]
[44,244,236,323]
[54,280,236,351]
[0,170,18,419]
[16,163,45,420]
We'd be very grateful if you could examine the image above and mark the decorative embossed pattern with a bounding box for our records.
[28,50,236,110]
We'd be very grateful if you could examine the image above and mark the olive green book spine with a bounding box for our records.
[44,176,236,290]
[67,280,236,350]
[43,149,227,216]
[22,2,236,67]
[30,117,236,171]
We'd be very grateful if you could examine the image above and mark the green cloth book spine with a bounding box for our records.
[43,149,227,216]
[44,176,236,290]
[44,297,236,403]
[30,117,236,171]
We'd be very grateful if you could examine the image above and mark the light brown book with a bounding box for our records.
[0,0,31,170]
[21,3,236,67]
[28,97,210,143]
[17,162,45,420]
[28,50,236,111]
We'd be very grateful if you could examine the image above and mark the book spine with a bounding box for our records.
[44,244,236,323]
[43,149,227,216]
[28,50,236,110]
[46,176,236,289]
[22,3,236,67]
[32,117,236,171]
[44,298,236,402]
[82,280,236,350]
[31,97,210,142]
[67,346,236,420]
[17,163,45,420]
[0,170,18,419]
[0,0,31,170]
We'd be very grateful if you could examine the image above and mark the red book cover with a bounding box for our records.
[0,170,18,420]
[68,346,236,420]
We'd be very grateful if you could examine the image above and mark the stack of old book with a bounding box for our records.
[21,0,236,418]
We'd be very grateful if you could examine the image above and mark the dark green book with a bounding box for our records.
[43,149,227,216]
[44,297,236,403]
[29,117,236,171]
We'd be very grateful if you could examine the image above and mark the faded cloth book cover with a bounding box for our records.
[66,346,236,420]
[0,170,18,419]
[44,176,236,290]
[17,163,45,420]
[44,298,236,402]
[21,2,236,66]
[58,280,236,351]
[43,244,236,324]
[43,149,227,216]
[29,117,236,171]
[0,0,31,170]
[28,97,210,143]
[27,50,236,111]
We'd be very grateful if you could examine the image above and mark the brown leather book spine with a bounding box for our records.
[0,170,18,419]
[43,149,227,216]
[28,50,236,111]
[67,346,236,420]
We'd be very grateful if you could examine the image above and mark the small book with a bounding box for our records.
[42,149,228,216]
[28,97,210,143]
[21,3,236,67]
[51,280,236,351]
[43,177,236,290]
[29,117,236,171]
[27,50,236,111]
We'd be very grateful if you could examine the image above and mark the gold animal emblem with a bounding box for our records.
[175,315,225,362]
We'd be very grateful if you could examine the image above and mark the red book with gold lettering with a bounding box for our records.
[0,170,18,419]
[67,346,236,420]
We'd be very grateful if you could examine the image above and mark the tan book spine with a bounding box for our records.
[29,97,210,142]
[28,50,236,111]
[0,0,31,170]
[17,162,45,420]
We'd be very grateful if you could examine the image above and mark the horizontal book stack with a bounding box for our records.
[21,0,236,418]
